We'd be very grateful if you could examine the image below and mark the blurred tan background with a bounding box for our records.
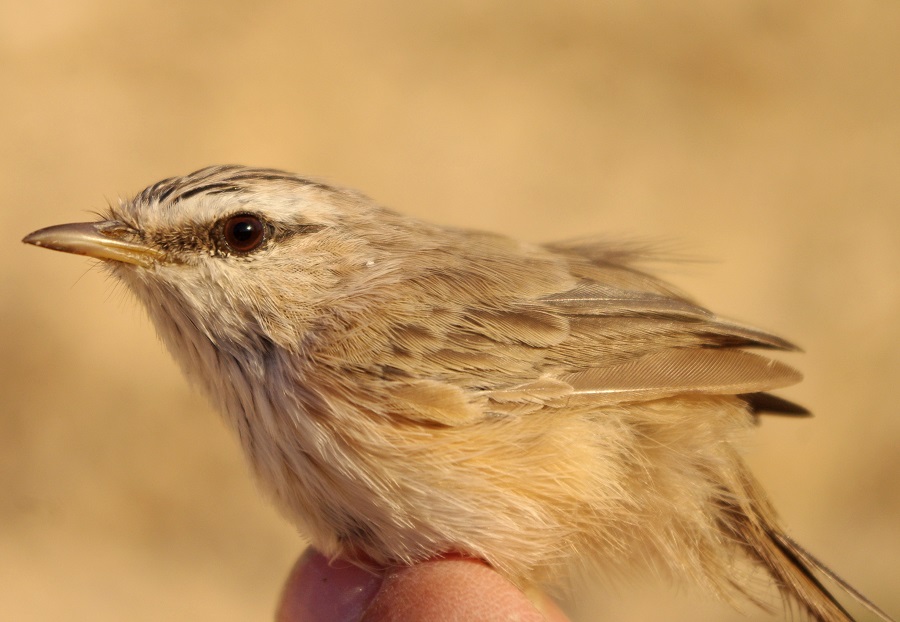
[2,1,898,620]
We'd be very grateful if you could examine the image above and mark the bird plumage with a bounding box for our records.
[23,165,893,621]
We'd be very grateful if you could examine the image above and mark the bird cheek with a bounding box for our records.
[252,304,306,348]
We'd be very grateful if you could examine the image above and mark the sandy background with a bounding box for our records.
[2,1,898,620]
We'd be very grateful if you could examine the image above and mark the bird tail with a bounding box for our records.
[769,529,895,622]
[727,471,894,622]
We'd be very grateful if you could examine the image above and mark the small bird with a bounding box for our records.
[24,165,891,621]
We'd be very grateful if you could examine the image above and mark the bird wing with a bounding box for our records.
[325,235,804,423]
[478,269,802,414]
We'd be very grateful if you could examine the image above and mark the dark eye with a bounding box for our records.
[222,214,266,253]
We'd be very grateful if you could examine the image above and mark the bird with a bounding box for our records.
[23,165,892,621]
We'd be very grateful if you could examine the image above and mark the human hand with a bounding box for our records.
[277,549,571,621]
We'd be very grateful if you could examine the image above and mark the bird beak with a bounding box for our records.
[22,221,163,267]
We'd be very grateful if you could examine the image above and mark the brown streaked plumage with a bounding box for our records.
[23,165,893,621]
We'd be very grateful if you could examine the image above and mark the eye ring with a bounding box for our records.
[220,213,267,254]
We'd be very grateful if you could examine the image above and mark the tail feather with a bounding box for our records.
[727,471,894,622]
[769,531,895,622]
[760,525,854,622]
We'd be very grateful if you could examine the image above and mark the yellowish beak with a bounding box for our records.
[22,221,163,267]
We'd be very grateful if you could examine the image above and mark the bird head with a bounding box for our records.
[22,165,410,356]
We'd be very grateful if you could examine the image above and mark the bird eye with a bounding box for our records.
[221,214,266,253]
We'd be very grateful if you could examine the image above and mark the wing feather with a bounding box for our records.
[540,281,713,319]
[559,349,800,402]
